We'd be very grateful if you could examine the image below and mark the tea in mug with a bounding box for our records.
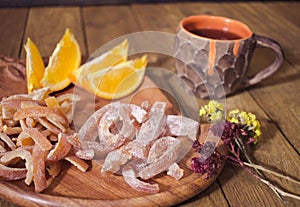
[189,28,243,40]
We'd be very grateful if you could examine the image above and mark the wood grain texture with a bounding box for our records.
[221,3,300,202]
[221,93,300,207]
[171,2,300,207]
[248,61,300,152]
[195,1,300,154]
[229,3,300,153]
[81,6,229,206]
[132,3,182,32]
[0,9,27,207]
[1,2,300,207]
[83,5,140,55]
[227,2,300,65]
[0,8,28,57]
[0,0,132,7]
[131,3,205,121]
[0,56,27,97]
[20,6,87,58]
[265,2,300,28]
[132,3,228,207]
[0,68,227,206]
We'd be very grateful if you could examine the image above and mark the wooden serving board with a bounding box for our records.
[0,56,226,207]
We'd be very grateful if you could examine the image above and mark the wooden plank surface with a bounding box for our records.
[176,2,300,207]
[0,9,27,207]
[221,93,300,207]
[0,8,28,57]
[83,5,140,55]
[0,72,227,207]
[0,2,300,207]
[142,2,300,207]
[229,2,300,66]
[20,6,86,58]
[229,2,300,153]
[0,8,28,98]
[264,2,300,28]
[132,3,228,207]
[0,6,86,207]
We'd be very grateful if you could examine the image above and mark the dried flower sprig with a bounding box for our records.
[191,141,224,179]
[199,100,224,122]
[227,109,262,143]
[192,100,300,201]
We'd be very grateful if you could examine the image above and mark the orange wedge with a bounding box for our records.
[40,28,81,92]
[69,39,128,86]
[24,38,45,93]
[78,55,147,100]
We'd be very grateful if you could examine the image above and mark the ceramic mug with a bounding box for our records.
[174,15,284,98]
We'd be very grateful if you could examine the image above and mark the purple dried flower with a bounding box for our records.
[191,141,222,179]
[191,120,257,179]
[210,121,255,146]
[192,141,217,161]
[199,141,216,161]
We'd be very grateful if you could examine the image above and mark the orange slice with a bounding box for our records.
[86,55,147,100]
[69,39,128,87]
[24,38,45,93]
[40,28,81,92]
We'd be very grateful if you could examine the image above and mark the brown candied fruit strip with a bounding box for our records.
[0,148,34,185]
[13,106,68,127]
[0,117,3,132]
[45,96,62,111]
[2,125,22,135]
[32,144,48,193]
[46,133,72,162]
[64,154,89,172]
[23,128,52,151]
[0,141,6,153]
[25,117,36,128]
[56,93,80,103]
[0,131,16,150]
[16,132,35,147]
[2,119,19,127]
[47,117,67,132]
[0,164,27,180]
[37,117,62,135]
[1,98,45,110]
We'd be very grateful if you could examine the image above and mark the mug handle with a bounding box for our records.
[246,34,284,86]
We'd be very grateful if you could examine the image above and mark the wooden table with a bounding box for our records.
[0,1,299,206]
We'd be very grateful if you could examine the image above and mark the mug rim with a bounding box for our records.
[180,15,253,41]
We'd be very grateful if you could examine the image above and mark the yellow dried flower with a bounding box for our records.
[199,100,262,143]
[210,111,223,121]
[199,100,224,122]
[227,109,262,143]
[227,109,240,123]
[199,107,206,117]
